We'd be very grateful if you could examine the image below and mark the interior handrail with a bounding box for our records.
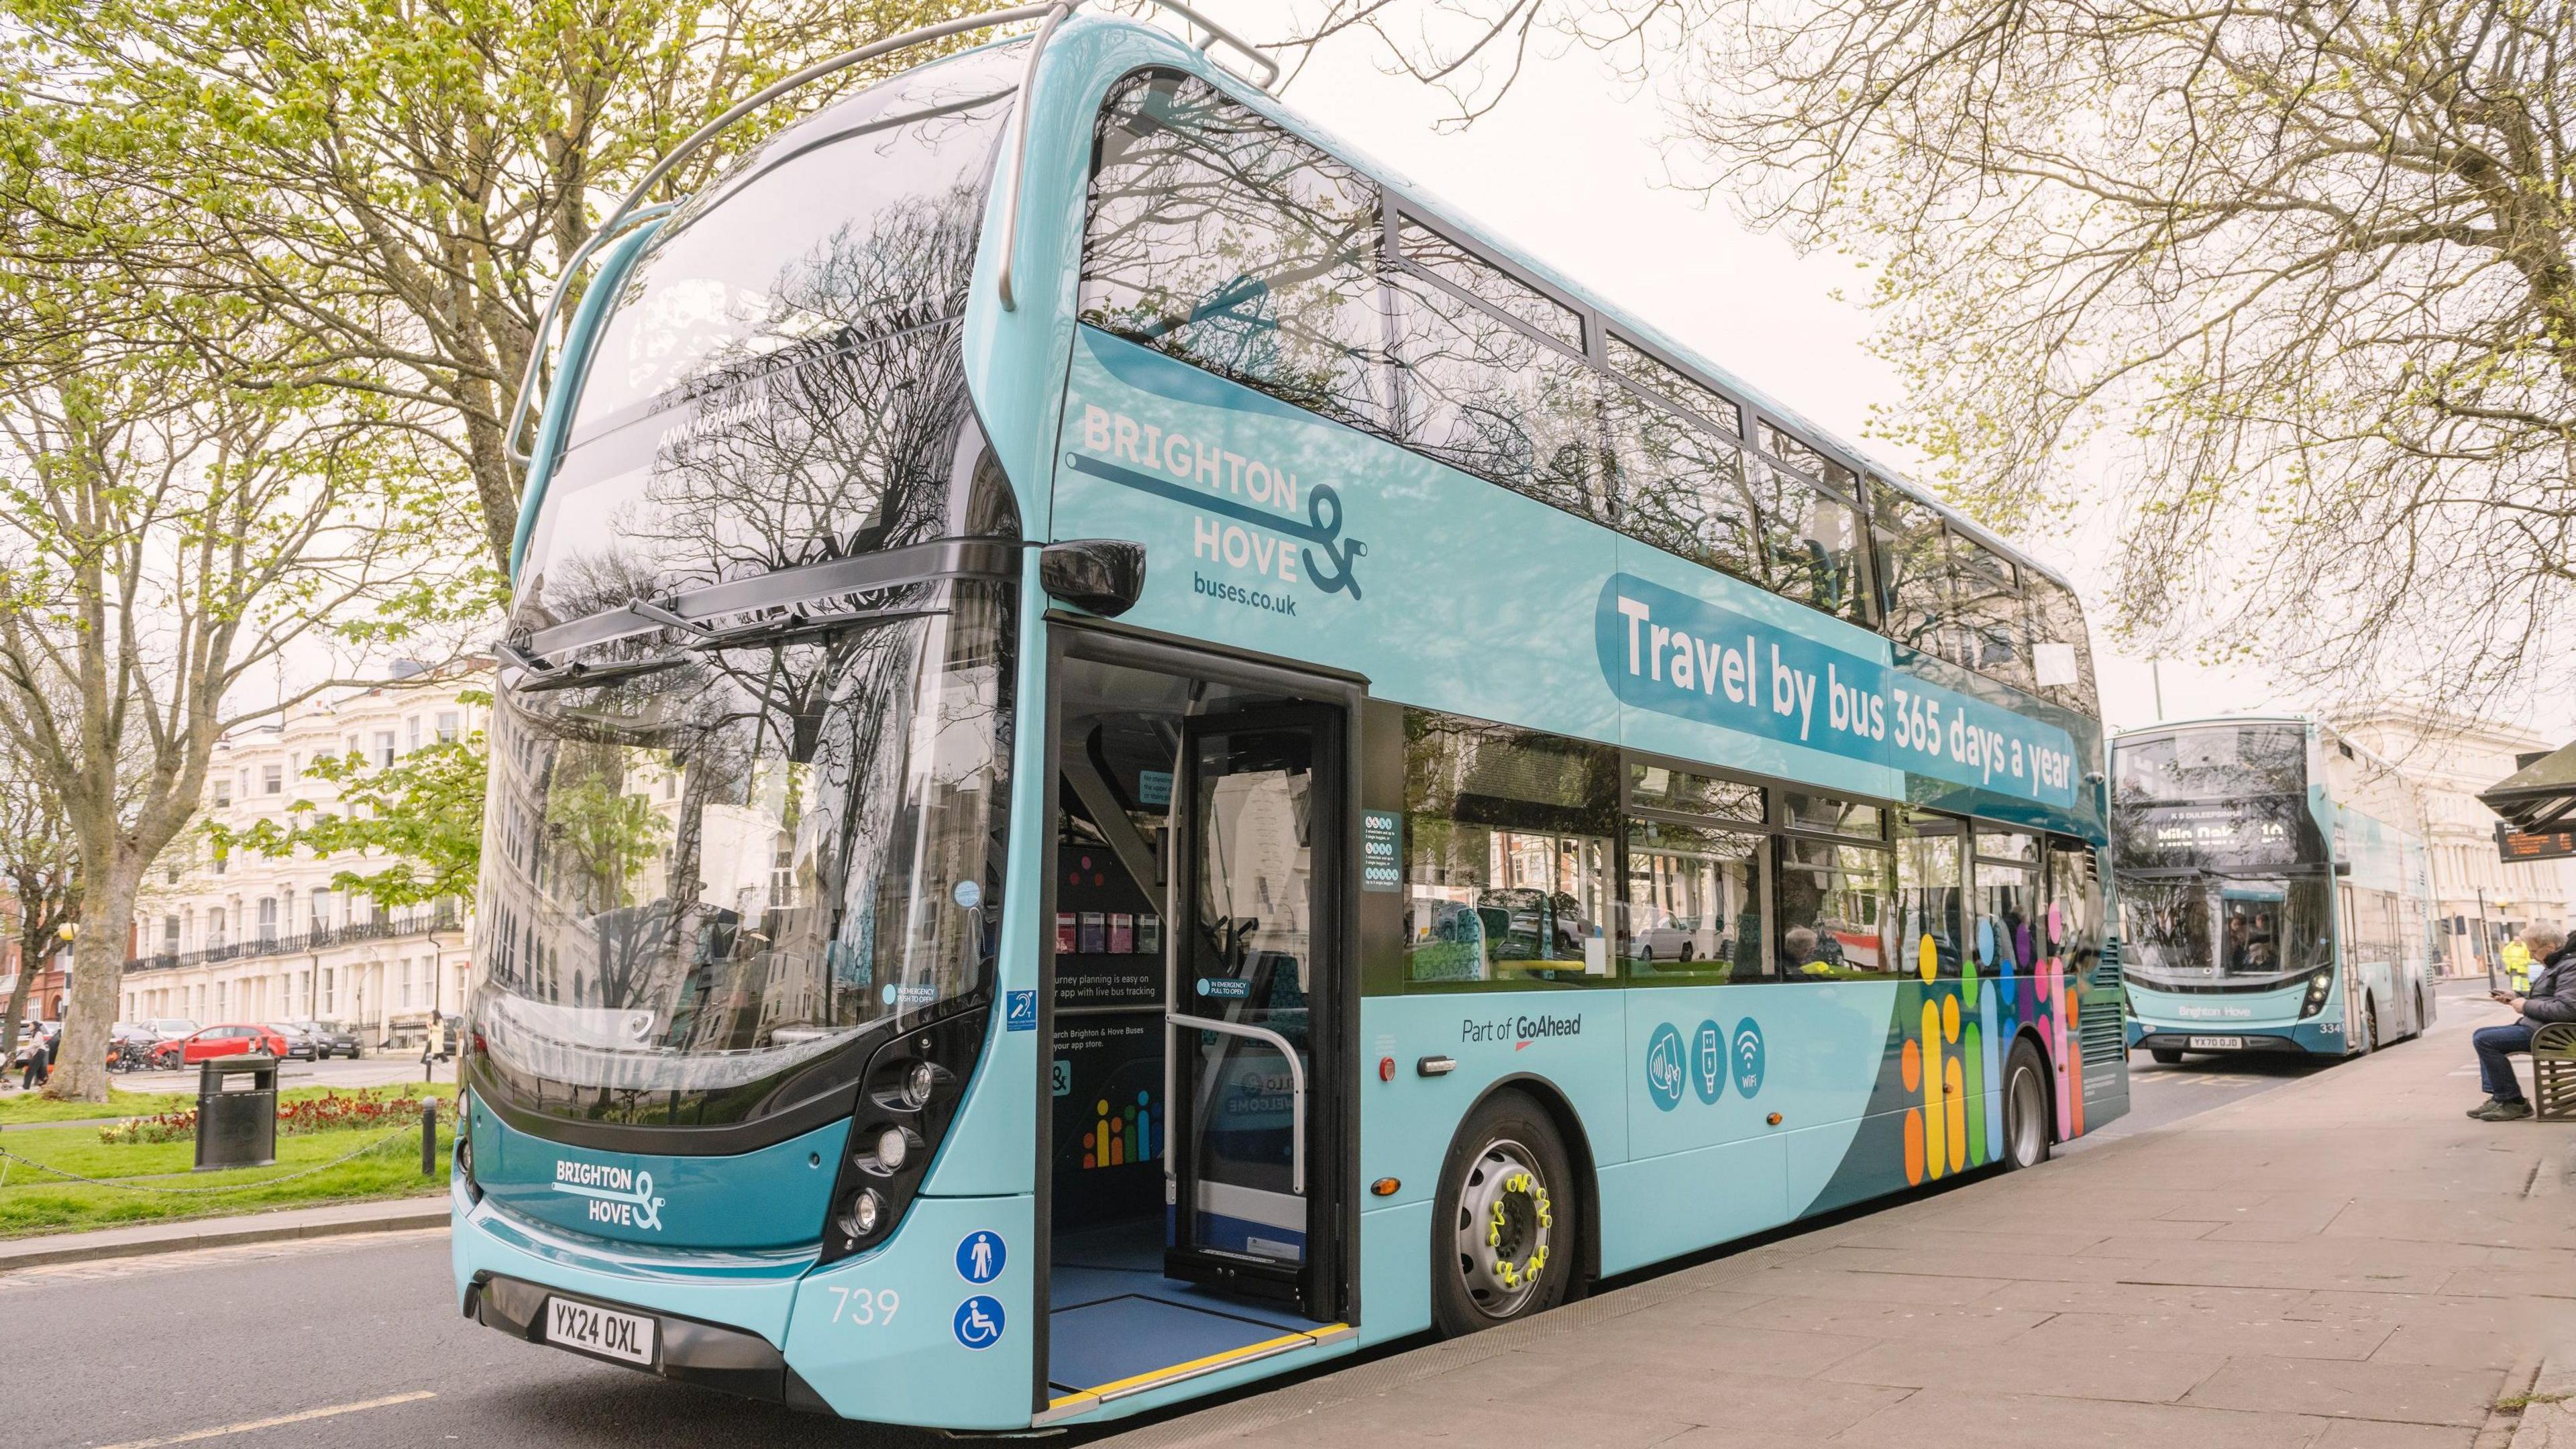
[1167,1011,1306,1193]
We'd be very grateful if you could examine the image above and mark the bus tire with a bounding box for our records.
[1434,1090,1578,1336]
[2351,996,2375,1057]
[2148,1046,2184,1065]
[1999,1037,2052,1171]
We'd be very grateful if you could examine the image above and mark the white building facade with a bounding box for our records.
[120,669,487,1045]
[2334,706,2576,975]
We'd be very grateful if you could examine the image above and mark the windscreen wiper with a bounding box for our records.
[499,536,1023,692]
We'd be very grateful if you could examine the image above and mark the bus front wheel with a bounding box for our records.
[1435,1091,1578,1336]
[2351,997,2375,1057]
[2000,1038,2052,1171]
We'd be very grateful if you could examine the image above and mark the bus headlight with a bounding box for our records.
[837,1188,886,1240]
[902,1059,938,1110]
[2300,969,2334,1018]
[814,1004,988,1267]
[862,1124,919,1175]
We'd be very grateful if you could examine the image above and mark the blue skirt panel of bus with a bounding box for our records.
[466,1098,849,1249]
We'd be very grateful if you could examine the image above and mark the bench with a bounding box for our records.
[2533,1023,2576,1120]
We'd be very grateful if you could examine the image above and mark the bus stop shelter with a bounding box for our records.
[2481,741,2576,855]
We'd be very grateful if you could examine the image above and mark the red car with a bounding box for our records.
[151,1023,289,1068]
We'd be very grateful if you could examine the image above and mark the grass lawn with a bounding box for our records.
[0,1080,458,1126]
[0,1088,460,1238]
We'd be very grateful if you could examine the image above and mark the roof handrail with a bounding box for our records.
[504,3,1061,464]
[504,0,1285,459]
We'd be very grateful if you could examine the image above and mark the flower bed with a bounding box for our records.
[98,1089,434,1145]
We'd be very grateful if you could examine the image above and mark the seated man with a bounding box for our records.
[2469,924,2576,1121]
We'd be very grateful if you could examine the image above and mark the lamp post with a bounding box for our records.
[54,920,73,1023]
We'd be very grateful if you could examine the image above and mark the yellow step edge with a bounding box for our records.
[1036,1323,1352,1426]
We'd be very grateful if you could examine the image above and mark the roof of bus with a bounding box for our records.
[2113,714,2314,738]
[1063,15,2081,599]
[2111,714,2416,780]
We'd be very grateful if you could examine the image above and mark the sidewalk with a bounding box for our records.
[1102,1000,2576,1449]
[0,1194,445,1273]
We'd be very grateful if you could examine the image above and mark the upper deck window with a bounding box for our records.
[573,48,1017,437]
[1081,70,1392,437]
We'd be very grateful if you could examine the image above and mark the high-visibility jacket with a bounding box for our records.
[2505,941,2533,993]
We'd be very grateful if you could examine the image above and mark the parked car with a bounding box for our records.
[289,1020,362,1060]
[265,1022,318,1061]
[143,1018,199,1042]
[149,1023,288,1069]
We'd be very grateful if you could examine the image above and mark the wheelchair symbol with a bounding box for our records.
[953,1295,1005,1350]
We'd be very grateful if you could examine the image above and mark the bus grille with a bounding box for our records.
[2082,938,2126,1065]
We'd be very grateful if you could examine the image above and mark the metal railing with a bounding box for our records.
[504,0,1281,461]
[124,905,464,974]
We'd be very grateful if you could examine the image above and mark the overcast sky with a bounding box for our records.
[1254,14,2288,735]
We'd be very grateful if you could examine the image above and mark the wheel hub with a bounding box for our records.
[1454,1140,1552,1316]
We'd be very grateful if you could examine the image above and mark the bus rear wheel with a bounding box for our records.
[1435,1091,1577,1336]
[2000,1038,2052,1171]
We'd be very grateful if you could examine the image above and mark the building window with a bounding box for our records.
[261,762,283,795]
[436,710,460,745]
[212,778,231,808]
[398,960,413,1009]
[374,731,396,768]
[256,897,278,943]
[160,915,179,951]
[408,716,422,753]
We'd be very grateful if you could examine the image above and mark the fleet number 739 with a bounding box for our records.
[824,1286,901,1326]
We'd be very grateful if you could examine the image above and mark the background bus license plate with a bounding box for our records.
[2186,1036,2245,1050]
[547,1297,655,1366]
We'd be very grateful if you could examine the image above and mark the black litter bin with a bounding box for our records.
[196,1055,278,1171]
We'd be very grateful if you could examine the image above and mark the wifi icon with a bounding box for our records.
[1730,1018,1766,1097]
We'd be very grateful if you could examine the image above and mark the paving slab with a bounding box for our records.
[1091,1000,2576,1449]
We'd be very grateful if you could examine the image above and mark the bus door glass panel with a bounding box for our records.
[1897,814,1966,977]
[1171,711,1332,1279]
[1973,828,2038,983]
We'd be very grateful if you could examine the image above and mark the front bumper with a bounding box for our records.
[2131,1022,2343,1055]
[453,1181,1037,1429]
[466,1271,835,1409]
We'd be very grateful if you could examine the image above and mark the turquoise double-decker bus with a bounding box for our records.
[2114,716,2438,1063]
[456,5,2127,1429]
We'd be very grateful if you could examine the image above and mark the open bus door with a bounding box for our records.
[1036,631,1357,1421]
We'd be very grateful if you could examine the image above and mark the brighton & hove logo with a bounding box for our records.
[551,1158,666,1232]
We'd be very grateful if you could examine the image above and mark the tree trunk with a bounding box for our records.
[0,949,31,1067]
[46,861,138,1103]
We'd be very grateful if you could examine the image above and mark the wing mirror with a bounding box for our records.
[1039,539,1147,618]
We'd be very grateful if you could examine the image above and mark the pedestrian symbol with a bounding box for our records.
[953,1295,1005,1350]
[957,1230,1006,1284]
